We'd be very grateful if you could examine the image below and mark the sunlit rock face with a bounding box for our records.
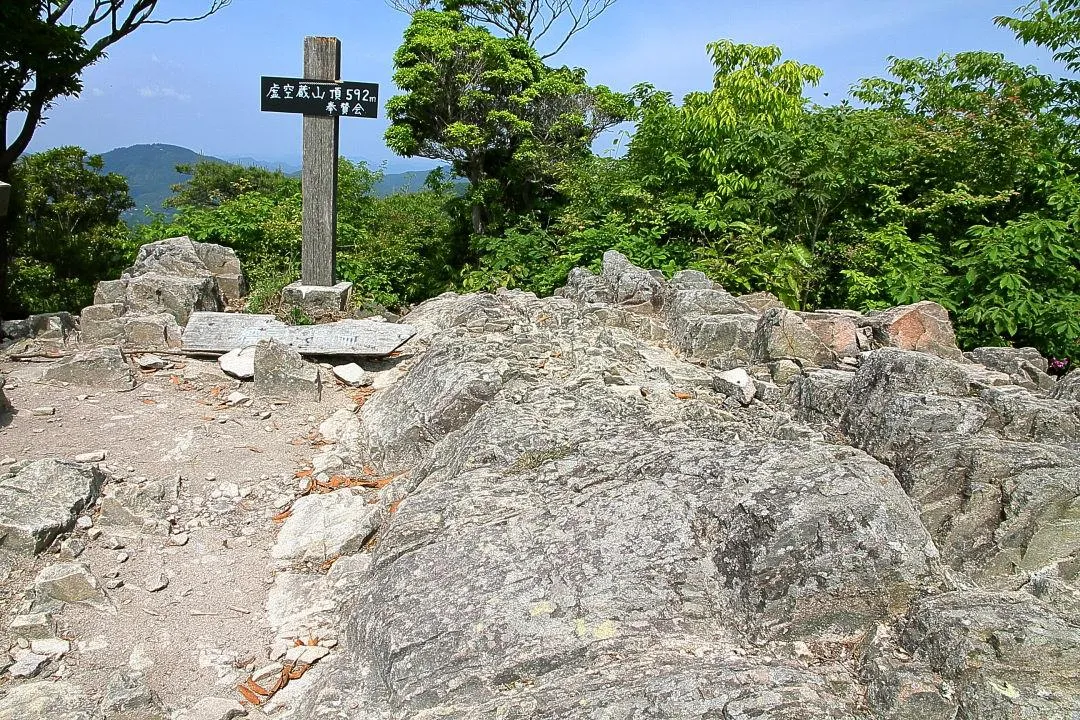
[293,252,1080,720]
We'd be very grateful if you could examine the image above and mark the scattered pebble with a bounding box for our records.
[75,516,94,530]
[31,406,57,416]
[74,450,106,463]
[146,573,169,593]
[168,533,189,547]
[87,527,103,540]
[106,579,124,590]
[116,552,130,563]
[136,354,170,370]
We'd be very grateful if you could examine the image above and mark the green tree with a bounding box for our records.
[167,161,298,210]
[0,0,230,314]
[385,9,631,235]
[385,0,620,59]
[6,146,134,315]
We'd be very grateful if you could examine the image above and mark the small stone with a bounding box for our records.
[284,644,330,666]
[31,406,56,416]
[100,535,125,550]
[33,562,111,610]
[168,504,180,515]
[251,662,283,686]
[86,527,103,540]
[105,579,124,590]
[74,450,106,463]
[168,533,189,547]
[136,354,170,370]
[332,363,370,387]
[116,551,130,563]
[220,482,240,499]
[75,516,93,530]
[224,537,251,549]
[7,649,48,678]
[713,368,757,406]
[30,637,70,658]
[258,412,272,420]
[146,572,169,592]
[9,613,55,640]
[0,457,15,465]
[269,639,291,661]
[59,538,85,559]
[219,346,256,380]
[226,391,251,407]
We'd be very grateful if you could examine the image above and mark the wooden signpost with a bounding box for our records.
[261,37,378,290]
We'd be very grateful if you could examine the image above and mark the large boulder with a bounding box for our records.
[751,307,835,367]
[295,289,952,718]
[966,346,1054,391]
[287,258,1080,719]
[861,301,964,361]
[39,346,135,390]
[80,236,245,347]
[840,348,1080,616]
[0,460,104,555]
[253,338,322,401]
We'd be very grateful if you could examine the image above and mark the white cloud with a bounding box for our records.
[138,86,192,102]
[91,87,105,97]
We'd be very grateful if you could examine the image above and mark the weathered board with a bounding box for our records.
[302,37,340,287]
[181,312,416,357]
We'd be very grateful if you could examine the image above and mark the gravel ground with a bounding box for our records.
[0,352,359,715]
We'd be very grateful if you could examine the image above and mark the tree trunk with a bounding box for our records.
[471,202,487,236]
[0,155,12,321]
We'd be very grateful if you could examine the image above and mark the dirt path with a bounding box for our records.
[0,352,358,716]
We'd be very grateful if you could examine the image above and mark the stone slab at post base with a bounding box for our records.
[282,281,353,314]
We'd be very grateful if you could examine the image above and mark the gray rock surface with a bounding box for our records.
[253,338,321,401]
[270,490,379,564]
[283,260,1080,718]
[33,562,111,612]
[80,236,245,347]
[39,346,135,390]
[0,681,92,720]
[293,288,964,719]
[0,460,104,555]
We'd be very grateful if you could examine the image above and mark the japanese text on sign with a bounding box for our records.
[261,76,379,118]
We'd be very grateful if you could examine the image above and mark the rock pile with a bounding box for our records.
[282,251,1078,719]
[1,249,1077,719]
[79,236,245,349]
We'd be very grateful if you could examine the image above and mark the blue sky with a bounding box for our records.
[19,0,1067,172]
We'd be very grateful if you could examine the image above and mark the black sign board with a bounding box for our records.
[261,76,378,118]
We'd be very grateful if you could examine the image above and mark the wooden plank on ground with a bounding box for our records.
[181,312,416,357]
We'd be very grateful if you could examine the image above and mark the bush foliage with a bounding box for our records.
[6,2,1079,360]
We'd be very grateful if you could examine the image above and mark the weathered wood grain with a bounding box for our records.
[301,36,340,286]
[181,312,415,357]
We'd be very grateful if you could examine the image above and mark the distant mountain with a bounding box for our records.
[224,156,302,175]
[100,144,223,222]
[100,143,466,224]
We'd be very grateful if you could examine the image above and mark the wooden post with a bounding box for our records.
[301,37,340,286]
